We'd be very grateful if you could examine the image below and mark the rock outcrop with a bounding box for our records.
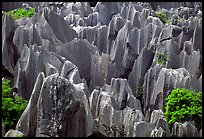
[16,63,93,137]
[172,122,199,137]
[2,120,5,137]
[4,129,25,137]
[2,2,202,137]
[89,78,144,137]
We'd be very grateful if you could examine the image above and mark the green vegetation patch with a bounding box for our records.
[136,86,143,97]
[154,50,171,67]
[2,79,28,132]
[6,7,36,20]
[155,11,169,25]
[165,88,202,129]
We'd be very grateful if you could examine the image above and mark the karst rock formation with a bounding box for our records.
[2,2,202,137]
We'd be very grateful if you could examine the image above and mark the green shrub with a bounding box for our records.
[136,86,143,97]
[135,85,144,104]
[16,134,26,137]
[178,17,185,24]
[154,51,171,67]
[6,7,35,20]
[155,11,168,24]
[2,79,28,132]
[165,88,202,129]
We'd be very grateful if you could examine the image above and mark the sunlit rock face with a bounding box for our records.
[2,2,202,137]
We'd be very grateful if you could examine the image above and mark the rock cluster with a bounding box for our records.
[2,2,202,137]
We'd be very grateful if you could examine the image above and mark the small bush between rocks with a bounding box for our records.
[2,79,28,133]
[155,11,169,24]
[6,7,35,20]
[154,51,171,67]
[135,86,143,98]
[165,88,202,129]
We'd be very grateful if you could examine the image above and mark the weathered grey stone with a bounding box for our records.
[142,64,162,114]
[16,72,45,136]
[36,73,93,137]
[110,20,134,76]
[14,44,64,99]
[77,24,109,54]
[93,2,121,25]
[182,121,199,137]
[2,2,22,12]
[77,25,97,43]
[16,61,93,137]
[150,109,164,124]
[57,38,99,87]
[90,78,144,137]
[16,17,32,26]
[64,13,81,26]
[148,16,164,28]
[150,127,166,137]
[172,122,183,137]
[2,120,5,137]
[120,42,137,79]
[128,44,154,95]
[132,10,141,28]
[2,12,19,76]
[61,2,93,18]
[172,121,199,137]
[107,14,125,53]
[61,2,94,25]
[149,109,170,137]
[192,17,202,54]
[133,121,154,137]
[100,53,117,84]
[89,55,105,92]
[2,2,202,137]
[13,22,42,51]
[4,129,24,137]
[199,129,202,137]
[143,66,196,122]
[155,117,170,137]
[11,7,74,47]
[60,60,81,84]
[150,68,191,111]
[119,3,138,22]
[157,2,202,10]
[82,12,100,26]
[183,41,194,55]
[89,88,101,119]
[94,25,109,54]
[43,10,77,43]
[179,49,201,79]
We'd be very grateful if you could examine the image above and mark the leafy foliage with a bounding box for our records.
[154,51,171,67]
[2,79,28,132]
[155,11,169,24]
[16,134,26,137]
[165,88,202,129]
[136,86,143,97]
[178,17,185,24]
[6,8,35,20]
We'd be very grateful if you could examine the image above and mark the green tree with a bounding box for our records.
[165,88,202,129]
[6,7,36,20]
[2,79,28,132]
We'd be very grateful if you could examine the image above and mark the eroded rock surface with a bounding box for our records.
[2,2,202,137]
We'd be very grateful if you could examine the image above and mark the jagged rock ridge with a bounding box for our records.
[2,2,202,137]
